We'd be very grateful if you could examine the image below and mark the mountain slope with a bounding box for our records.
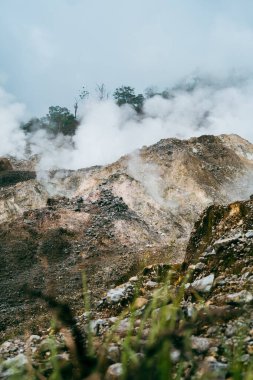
[1,133,253,339]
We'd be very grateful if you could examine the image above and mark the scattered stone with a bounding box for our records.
[225,325,237,338]
[152,304,174,321]
[108,317,118,325]
[226,290,253,304]
[184,302,195,318]
[107,345,121,363]
[105,363,123,380]
[240,354,250,363]
[129,276,138,282]
[195,262,206,271]
[213,234,241,249]
[145,280,158,289]
[26,335,41,344]
[191,273,215,293]
[203,249,216,257]
[0,353,28,378]
[170,349,181,363]
[105,283,134,305]
[90,319,108,335]
[116,319,130,336]
[203,356,227,378]
[245,230,253,238]
[191,336,211,353]
[206,326,218,336]
[133,297,148,310]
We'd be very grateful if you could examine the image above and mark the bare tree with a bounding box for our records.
[74,85,89,118]
[74,101,78,119]
[144,86,158,98]
[95,83,109,101]
[79,86,89,101]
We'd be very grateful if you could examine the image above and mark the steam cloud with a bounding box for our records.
[35,75,253,172]
[2,75,253,173]
[127,153,168,208]
[0,87,26,158]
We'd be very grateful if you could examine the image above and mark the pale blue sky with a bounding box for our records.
[1,0,253,116]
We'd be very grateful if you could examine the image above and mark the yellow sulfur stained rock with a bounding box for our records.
[133,297,148,310]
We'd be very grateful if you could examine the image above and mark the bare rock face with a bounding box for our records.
[0,158,13,172]
[1,133,253,339]
[0,181,48,224]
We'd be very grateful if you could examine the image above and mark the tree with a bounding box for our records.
[74,85,89,118]
[145,86,173,99]
[145,86,157,99]
[47,106,78,136]
[113,86,144,113]
[95,83,109,101]
[21,118,45,134]
[21,106,78,137]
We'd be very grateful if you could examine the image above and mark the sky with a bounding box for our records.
[1,0,253,117]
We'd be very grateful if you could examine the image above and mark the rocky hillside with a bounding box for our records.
[1,133,253,344]
[1,195,253,379]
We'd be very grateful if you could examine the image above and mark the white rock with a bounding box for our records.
[26,335,41,344]
[204,249,216,256]
[241,272,250,280]
[191,273,215,293]
[145,280,158,289]
[105,363,123,379]
[170,349,180,363]
[226,290,253,304]
[129,276,138,282]
[1,341,12,349]
[0,354,28,377]
[245,230,253,238]
[191,336,210,353]
[106,283,133,304]
[186,303,195,318]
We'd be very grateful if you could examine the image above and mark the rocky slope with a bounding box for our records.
[1,134,253,342]
[1,198,253,379]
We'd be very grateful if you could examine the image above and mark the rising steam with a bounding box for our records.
[33,75,253,172]
[0,87,26,158]
[2,75,253,173]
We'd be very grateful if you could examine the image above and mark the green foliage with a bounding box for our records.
[22,106,78,137]
[46,106,78,136]
[145,86,172,99]
[21,117,47,134]
[113,86,144,113]
[3,270,253,379]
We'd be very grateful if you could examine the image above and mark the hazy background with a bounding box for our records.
[1,0,253,116]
